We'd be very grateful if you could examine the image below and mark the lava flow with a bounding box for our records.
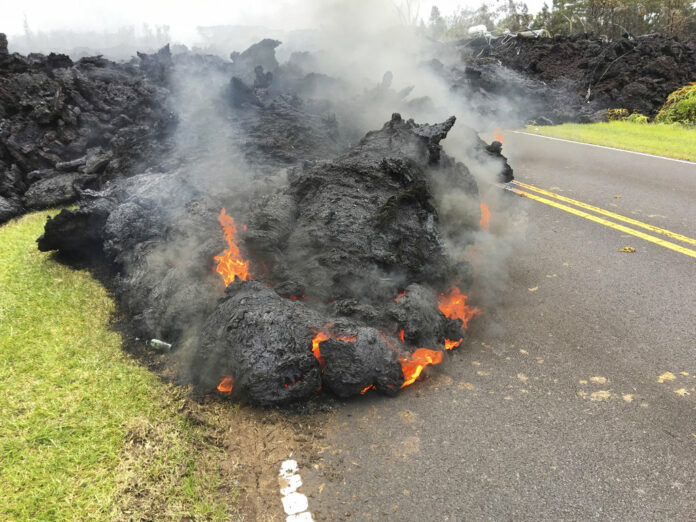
[400,348,444,388]
[480,202,490,230]
[444,338,463,350]
[217,375,234,395]
[311,324,357,371]
[493,129,505,143]
[214,208,250,286]
[438,286,482,330]
[312,331,329,370]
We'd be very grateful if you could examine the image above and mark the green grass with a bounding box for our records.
[0,211,235,521]
[525,121,696,162]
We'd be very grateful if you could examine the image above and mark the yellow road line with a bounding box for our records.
[510,187,696,259]
[512,180,696,247]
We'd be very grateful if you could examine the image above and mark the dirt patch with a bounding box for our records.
[222,404,332,521]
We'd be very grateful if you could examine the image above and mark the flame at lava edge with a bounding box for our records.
[217,375,234,395]
[438,286,482,330]
[214,208,250,286]
[400,348,444,388]
[480,202,491,231]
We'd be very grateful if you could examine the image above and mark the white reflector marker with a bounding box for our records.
[279,459,314,521]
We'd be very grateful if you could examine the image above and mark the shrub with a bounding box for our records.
[655,83,696,125]
[607,108,629,121]
[626,112,649,124]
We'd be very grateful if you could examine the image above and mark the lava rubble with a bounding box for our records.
[32,38,513,405]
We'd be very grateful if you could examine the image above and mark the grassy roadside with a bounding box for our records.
[0,211,236,520]
[525,121,696,162]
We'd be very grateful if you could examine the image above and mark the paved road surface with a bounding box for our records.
[303,133,696,520]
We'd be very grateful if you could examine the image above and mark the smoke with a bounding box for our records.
[30,0,528,401]
[156,0,528,364]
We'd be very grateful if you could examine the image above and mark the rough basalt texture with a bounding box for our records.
[0,34,174,224]
[36,39,514,405]
[453,32,696,124]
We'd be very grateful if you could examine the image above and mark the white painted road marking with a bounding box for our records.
[280,459,314,521]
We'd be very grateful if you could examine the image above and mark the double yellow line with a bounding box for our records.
[508,180,696,259]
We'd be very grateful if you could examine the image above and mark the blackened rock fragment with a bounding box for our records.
[37,197,116,255]
[246,113,475,304]
[389,283,445,348]
[0,195,22,223]
[197,281,324,405]
[485,141,514,183]
[0,36,174,225]
[321,328,404,398]
[455,33,696,123]
[23,172,95,210]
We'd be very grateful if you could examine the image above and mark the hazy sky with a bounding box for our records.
[2,0,547,43]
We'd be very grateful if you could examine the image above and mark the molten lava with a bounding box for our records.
[400,348,444,388]
[361,384,376,395]
[217,375,234,395]
[444,338,463,350]
[312,331,329,370]
[480,202,490,231]
[493,129,505,143]
[399,329,405,343]
[214,208,250,286]
[394,290,407,302]
[311,325,357,371]
[438,286,482,330]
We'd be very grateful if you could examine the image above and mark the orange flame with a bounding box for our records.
[438,287,482,330]
[480,202,490,231]
[361,384,376,395]
[493,129,505,143]
[214,208,250,286]
[312,331,329,370]
[394,290,407,302]
[311,325,357,371]
[217,375,234,395]
[400,348,444,388]
[444,338,463,350]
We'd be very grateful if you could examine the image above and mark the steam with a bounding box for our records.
[156,0,527,351]
[27,0,528,397]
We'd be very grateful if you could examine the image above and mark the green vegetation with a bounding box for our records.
[656,83,696,125]
[525,121,696,162]
[421,0,696,40]
[0,211,235,520]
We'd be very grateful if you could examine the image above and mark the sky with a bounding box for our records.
[1,0,548,44]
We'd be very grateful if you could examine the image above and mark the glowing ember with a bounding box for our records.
[493,129,505,143]
[311,325,357,371]
[444,338,463,350]
[312,331,329,370]
[214,208,250,286]
[480,202,490,230]
[394,290,406,302]
[438,286,482,330]
[399,329,405,343]
[217,375,234,395]
[400,348,444,388]
[361,384,376,395]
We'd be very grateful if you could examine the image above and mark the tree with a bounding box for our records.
[429,6,447,39]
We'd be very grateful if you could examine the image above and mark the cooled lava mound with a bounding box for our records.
[451,32,696,124]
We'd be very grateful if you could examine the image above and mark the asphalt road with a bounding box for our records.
[303,133,696,520]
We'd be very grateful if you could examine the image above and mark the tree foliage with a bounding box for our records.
[655,83,696,125]
[432,0,696,40]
